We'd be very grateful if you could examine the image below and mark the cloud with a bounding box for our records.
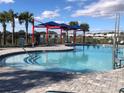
[34,16,41,20]
[72,0,124,17]
[41,10,60,19]
[64,6,72,11]
[34,9,60,20]
[15,18,18,22]
[54,21,65,23]
[0,0,14,4]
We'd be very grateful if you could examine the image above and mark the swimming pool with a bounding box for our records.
[2,45,124,73]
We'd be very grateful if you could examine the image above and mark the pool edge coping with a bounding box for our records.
[0,46,74,60]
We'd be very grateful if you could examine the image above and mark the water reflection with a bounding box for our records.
[39,47,89,68]
[87,45,90,49]
[0,58,6,67]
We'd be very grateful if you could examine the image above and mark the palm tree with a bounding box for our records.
[18,12,33,45]
[80,23,89,44]
[69,21,79,43]
[0,11,9,46]
[69,21,79,26]
[8,9,18,46]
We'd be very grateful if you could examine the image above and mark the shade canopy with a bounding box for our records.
[35,21,81,30]
[32,20,83,45]
[40,21,60,26]
[69,25,81,30]
[59,23,70,29]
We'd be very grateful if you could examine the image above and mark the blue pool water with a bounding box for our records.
[3,46,124,73]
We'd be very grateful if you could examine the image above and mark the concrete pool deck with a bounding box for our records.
[0,45,124,93]
[0,45,74,57]
[0,67,123,93]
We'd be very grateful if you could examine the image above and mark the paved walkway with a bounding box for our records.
[0,67,123,93]
[0,45,74,57]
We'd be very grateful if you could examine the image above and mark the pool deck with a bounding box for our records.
[0,45,124,93]
[0,67,123,93]
[0,45,74,57]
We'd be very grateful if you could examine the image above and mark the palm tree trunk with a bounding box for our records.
[25,21,28,45]
[83,31,85,44]
[2,23,6,46]
[12,21,15,46]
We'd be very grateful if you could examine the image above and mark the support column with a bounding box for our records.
[73,30,76,44]
[60,29,62,44]
[66,30,68,43]
[46,27,49,44]
[32,19,34,47]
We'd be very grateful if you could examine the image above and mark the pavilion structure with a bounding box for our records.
[69,25,82,44]
[32,20,81,46]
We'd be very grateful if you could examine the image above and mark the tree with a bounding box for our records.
[18,12,33,45]
[8,9,18,46]
[0,11,9,46]
[80,23,89,44]
[69,21,79,26]
[68,21,79,43]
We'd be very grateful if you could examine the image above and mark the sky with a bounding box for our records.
[0,0,124,34]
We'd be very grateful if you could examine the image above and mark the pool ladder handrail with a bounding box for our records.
[22,48,35,61]
[22,48,42,64]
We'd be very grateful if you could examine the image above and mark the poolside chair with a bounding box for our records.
[46,91,75,93]
[119,88,124,93]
